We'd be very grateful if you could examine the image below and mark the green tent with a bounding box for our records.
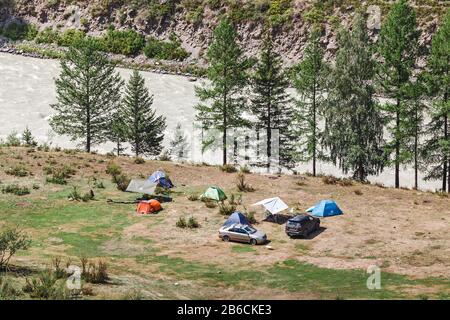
[201,186,227,201]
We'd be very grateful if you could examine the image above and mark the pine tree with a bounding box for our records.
[122,70,166,157]
[421,10,450,192]
[169,123,190,160]
[50,38,124,152]
[377,0,420,188]
[251,31,293,170]
[21,126,37,147]
[108,110,127,157]
[195,18,252,165]
[323,14,386,182]
[291,28,328,176]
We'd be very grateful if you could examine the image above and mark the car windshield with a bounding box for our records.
[243,226,256,234]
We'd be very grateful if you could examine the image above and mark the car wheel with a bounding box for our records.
[250,238,257,245]
[222,235,230,242]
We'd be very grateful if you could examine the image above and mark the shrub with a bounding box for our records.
[187,194,199,201]
[45,165,75,185]
[80,258,109,284]
[187,216,199,229]
[68,186,81,201]
[239,165,251,174]
[5,131,21,147]
[158,150,172,161]
[100,26,145,56]
[354,189,363,195]
[134,157,145,164]
[112,173,130,192]
[0,276,21,300]
[1,184,30,196]
[245,211,257,224]
[0,22,37,41]
[22,127,37,147]
[35,27,60,44]
[221,164,237,173]
[0,227,31,270]
[321,175,353,187]
[51,257,67,279]
[23,270,68,299]
[56,28,86,47]
[143,34,189,61]
[218,202,236,216]
[176,217,187,228]
[81,190,95,202]
[5,165,29,177]
[204,200,217,208]
[106,161,122,176]
[236,172,255,192]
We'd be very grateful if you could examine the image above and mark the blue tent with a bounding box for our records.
[149,170,166,183]
[158,177,174,189]
[223,211,251,227]
[306,200,343,217]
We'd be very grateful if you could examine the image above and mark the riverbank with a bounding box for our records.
[0,37,204,80]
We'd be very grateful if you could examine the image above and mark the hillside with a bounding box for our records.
[0,146,449,299]
[1,0,449,67]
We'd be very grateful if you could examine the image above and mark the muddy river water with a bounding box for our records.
[0,52,440,190]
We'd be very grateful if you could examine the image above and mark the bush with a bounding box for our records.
[221,164,237,173]
[45,165,75,185]
[239,165,251,174]
[35,27,60,44]
[5,165,29,177]
[322,175,353,187]
[112,173,130,192]
[0,22,37,41]
[0,276,21,300]
[68,186,81,201]
[80,258,109,284]
[100,27,145,56]
[218,202,236,216]
[176,217,187,228]
[134,157,145,164]
[143,34,189,61]
[56,28,86,47]
[106,161,122,176]
[245,211,257,224]
[354,189,363,195]
[204,199,217,208]
[1,184,30,196]
[158,150,172,161]
[23,270,68,300]
[187,194,199,201]
[187,216,199,228]
[236,172,255,192]
[5,131,21,147]
[0,227,31,270]
[22,127,37,147]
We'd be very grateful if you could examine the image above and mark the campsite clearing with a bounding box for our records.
[0,147,449,299]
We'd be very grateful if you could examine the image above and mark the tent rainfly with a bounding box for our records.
[222,211,251,227]
[252,197,288,215]
[200,186,227,201]
[126,179,157,195]
[306,200,343,217]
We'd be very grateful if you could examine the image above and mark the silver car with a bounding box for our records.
[219,223,267,245]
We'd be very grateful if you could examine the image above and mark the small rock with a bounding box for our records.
[266,245,274,250]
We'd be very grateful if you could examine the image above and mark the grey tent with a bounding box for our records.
[126,179,157,195]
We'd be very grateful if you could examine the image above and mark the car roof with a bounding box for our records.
[289,214,311,222]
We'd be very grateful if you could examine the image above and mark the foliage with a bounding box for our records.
[121,70,166,157]
[56,28,86,47]
[0,22,37,41]
[323,14,386,181]
[143,33,189,61]
[22,127,37,147]
[187,216,200,228]
[176,217,187,228]
[100,26,145,56]
[23,270,69,299]
[4,131,21,147]
[220,164,237,173]
[5,165,29,177]
[195,18,253,165]
[50,38,124,152]
[291,28,328,176]
[80,258,109,284]
[35,27,60,44]
[236,172,255,192]
[1,184,30,196]
[0,227,31,270]
[169,123,190,160]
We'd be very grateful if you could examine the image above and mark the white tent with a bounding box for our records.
[252,197,289,215]
[126,179,157,194]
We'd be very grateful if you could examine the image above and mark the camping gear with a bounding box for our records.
[126,179,157,195]
[158,177,174,188]
[136,199,162,214]
[223,211,251,227]
[252,197,288,215]
[200,186,227,202]
[306,200,343,218]
[149,170,166,183]
[148,170,174,189]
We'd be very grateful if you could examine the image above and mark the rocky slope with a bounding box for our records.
[1,0,449,66]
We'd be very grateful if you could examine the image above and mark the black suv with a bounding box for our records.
[285,214,320,238]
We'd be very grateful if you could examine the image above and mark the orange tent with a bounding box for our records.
[136,199,162,214]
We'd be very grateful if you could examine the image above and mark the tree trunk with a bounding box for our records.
[267,103,272,173]
[86,106,91,153]
[223,94,227,166]
[312,81,317,177]
[395,99,400,188]
[117,140,120,157]
[414,106,418,190]
[445,113,449,192]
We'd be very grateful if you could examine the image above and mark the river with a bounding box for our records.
[0,52,441,191]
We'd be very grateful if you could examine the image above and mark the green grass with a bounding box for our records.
[231,244,256,253]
